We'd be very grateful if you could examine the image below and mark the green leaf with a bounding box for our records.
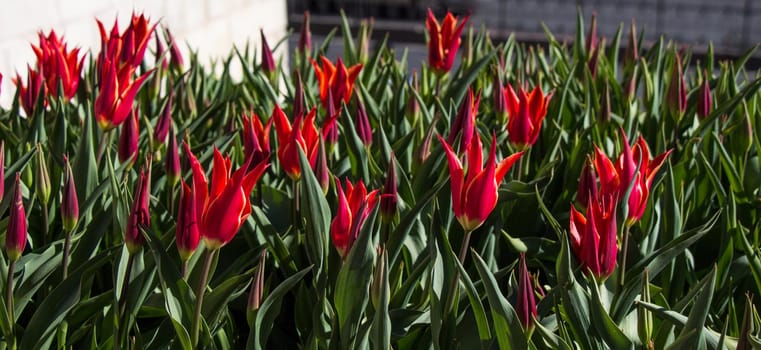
[471,252,527,350]
[298,146,331,278]
[588,280,635,349]
[371,249,391,350]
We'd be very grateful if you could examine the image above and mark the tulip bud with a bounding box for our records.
[260,29,276,77]
[164,27,184,71]
[154,95,172,144]
[380,154,398,223]
[493,74,508,125]
[737,293,754,350]
[599,81,611,123]
[357,19,372,63]
[637,269,653,349]
[125,167,151,254]
[248,250,267,315]
[588,38,604,79]
[516,253,537,331]
[624,19,639,68]
[371,246,387,310]
[324,89,339,147]
[165,126,181,188]
[577,156,598,206]
[61,155,79,233]
[6,174,27,262]
[118,109,140,166]
[355,97,372,147]
[626,65,639,101]
[154,30,168,69]
[0,72,3,95]
[586,12,598,59]
[667,50,687,117]
[34,143,51,206]
[697,71,712,120]
[314,135,330,194]
[176,180,199,261]
[298,11,312,54]
[415,121,435,165]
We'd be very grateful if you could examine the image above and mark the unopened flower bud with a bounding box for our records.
[61,155,79,233]
[34,143,51,205]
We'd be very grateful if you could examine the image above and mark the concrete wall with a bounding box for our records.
[0,0,288,106]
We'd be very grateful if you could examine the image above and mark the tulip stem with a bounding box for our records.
[443,229,473,319]
[292,181,300,230]
[41,205,49,247]
[618,224,631,286]
[6,259,15,350]
[181,260,188,280]
[191,248,217,348]
[516,154,525,182]
[96,130,111,165]
[62,228,72,280]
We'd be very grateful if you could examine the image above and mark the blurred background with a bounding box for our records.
[1,0,759,104]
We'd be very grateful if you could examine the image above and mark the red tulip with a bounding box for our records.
[446,88,480,151]
[697,71,712,120]
[154,30,168,69]
[311,56,362,111]
[272,106,328,180]
[15,65,45,116]
[94,55,153,131]
[61,155,79,233]
[176,180,200,261]
[154,95,172,143]
[260,29,276,74]
[96,12,156,69]
[185,144,268,249]
[6,174,27,262]
[118,108,140,165]
[438,132,523,232]
[516,253,537,330]
[505,84,552,150]
[242,111,272,163]
[125,167,151,254]
[426,9,469,73]
[569,193,618,278]
[31,30,83,100]
[0,72,3,95]
[585,12,598,58]
[331,178,379,258]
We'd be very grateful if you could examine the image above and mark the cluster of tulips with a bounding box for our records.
[0,7,758,349]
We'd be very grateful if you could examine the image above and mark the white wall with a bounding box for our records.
[0,0,288,106]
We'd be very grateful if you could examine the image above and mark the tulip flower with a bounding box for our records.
[31,30,83,100]
[331,177,379,259]
[273,106,331,180]
[6,174,27,262]
[438,132,523,232]
[154,95,172,143]
[697,71,712,120]
[61,155,79,233]
[94,55,153,131]
[516,253,537,331]
[118,108,140,165]
[16,65,45,116]
[298,11,311,54]
[260,29,276,75]
[504,84,552,150]
[311,56,362,111]
[446,88,480,151]
[185,144,268,249]
[96,12,156,69]
[176,180,200,261]
[241,112,272,164]
[426,9,469,73]
[355,96,373,147]
[666,50,687,117]
[125,167,151,254]
[569,193,618,278]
